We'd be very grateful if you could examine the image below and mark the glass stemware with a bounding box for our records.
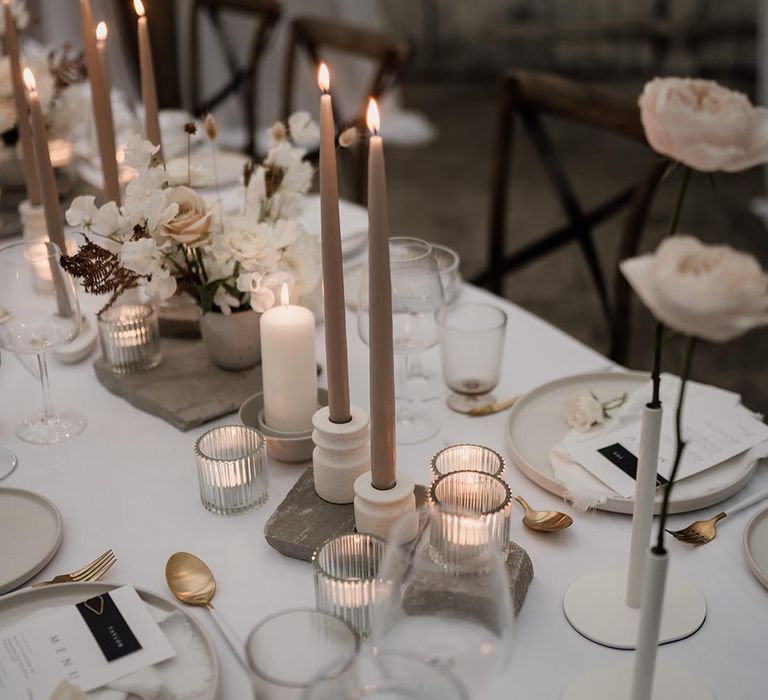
[357,237,445,444]
[372,506,515,696]
[0,241,85,444]
[0,353,18,480]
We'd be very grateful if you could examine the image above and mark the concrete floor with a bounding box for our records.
[375,80,768,412]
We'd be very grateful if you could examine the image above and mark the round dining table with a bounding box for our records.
[1,226,766,699]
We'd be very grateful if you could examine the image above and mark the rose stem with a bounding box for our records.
[654,335,696,553]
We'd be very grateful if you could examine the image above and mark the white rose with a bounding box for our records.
[48,680,86,700]
[639,78,768,172]
[565,389,605,432]
[219,218,279,270]
[621,235,768,343]
[158,186,213,246]
[287,111,320,147]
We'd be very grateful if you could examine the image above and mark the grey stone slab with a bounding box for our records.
[94,338,264,431]
[264,467,533,611]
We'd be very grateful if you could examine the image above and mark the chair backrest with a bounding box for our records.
[477,69,666,364]
[189,0,281,155]
[281,16,410,202]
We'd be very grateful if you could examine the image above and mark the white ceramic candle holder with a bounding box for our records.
[19,199,47,241]
[562,404,706,649]
[354,472,418,543]
[312,405,371,504]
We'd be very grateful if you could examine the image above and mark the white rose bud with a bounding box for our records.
[338,126,359,148]
[565,389,605,432]
[49,681,87,700]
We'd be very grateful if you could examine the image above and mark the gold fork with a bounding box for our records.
[667,487,768,546]
[32,550,117,587]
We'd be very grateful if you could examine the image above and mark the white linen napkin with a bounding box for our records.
[87,607,213,700]
[549,374,766,511]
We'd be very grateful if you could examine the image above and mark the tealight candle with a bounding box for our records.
[195,425,269,515]
[260,283,318,433]
[313,533,385,637]
[430,444,506,484]
[97,304,162,374]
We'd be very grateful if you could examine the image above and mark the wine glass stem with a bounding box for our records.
[397,354,415,421]
[37,352,55,420]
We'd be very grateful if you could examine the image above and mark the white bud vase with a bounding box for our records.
[198,308,261,371]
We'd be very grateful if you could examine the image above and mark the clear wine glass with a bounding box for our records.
[371,505,515,696]
[357,237,445,444]
[0,352,18,479]
[0,241,85,444]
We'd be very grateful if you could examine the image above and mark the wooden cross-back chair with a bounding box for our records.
[472,70,667,364]
[190,0,282,156]
[281,16,410,203]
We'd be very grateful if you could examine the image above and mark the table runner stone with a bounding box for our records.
[94,338,263,430]
[265,467,534,611]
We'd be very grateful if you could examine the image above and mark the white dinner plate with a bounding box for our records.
[505,371,760,514]
[188,148,250,189]
[744,505,768,589]
[0,582,219,700]
[298,195,369,259]
[0,488,63,594]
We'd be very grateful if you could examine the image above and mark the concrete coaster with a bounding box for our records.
[94,338,264,431]
[264,467,534,612]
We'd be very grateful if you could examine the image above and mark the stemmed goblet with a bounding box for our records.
[0,241,85,444]
[357,237,445,444]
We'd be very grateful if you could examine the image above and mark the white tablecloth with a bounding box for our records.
[2,281,767,699]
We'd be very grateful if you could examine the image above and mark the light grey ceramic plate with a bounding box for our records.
[0,488,63,594]
[0,582,219,700]
[744,505,768,589]
[505,371,759,515]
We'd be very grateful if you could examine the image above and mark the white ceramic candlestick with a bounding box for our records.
[562,548,713,700]
[312,405,370,504]
[562,404,706,649]
[354,472,418,543]
[19,199,47,241]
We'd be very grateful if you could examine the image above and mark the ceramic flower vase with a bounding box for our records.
[199,309,261,371]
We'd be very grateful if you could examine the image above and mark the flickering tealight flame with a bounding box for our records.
[280,282,290,307]
[22,68,36,92]
[366,98,380,135]
[96,21,108,42]
[318,63,330,92]
[133,0,145,17]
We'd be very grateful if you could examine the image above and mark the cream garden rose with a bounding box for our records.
[639,78,768,172]
[158,186,213,245]
[621,236,768,343]
[565,389,605,432]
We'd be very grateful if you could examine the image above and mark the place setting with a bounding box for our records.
[3,2,768,699]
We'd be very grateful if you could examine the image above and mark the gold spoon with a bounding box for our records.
[514,495,573,532]
[165,551,249,670]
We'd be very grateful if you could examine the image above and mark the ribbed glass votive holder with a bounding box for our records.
[430,444,506,484]
[428,470,512,571]
[313,533,385,638]
[97,304,161,374]
[194,425,269,515]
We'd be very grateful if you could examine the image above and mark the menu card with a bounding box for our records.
[564,397,768,498]
[0,586,175,699]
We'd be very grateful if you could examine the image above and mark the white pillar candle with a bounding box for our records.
[260,283,318,433]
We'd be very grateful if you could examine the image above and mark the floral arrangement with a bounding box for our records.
[622,77,768,550]
[63,113,322,317]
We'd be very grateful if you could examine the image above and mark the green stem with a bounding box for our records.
[187,134,192,186]
[650,164,691,408]
[655,336,697,553]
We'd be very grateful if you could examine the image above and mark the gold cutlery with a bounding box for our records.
[514,494,573,532]
[467,395,521,417]
[166,552,249,671]
[668,487,768,546]
[33,549,116,587]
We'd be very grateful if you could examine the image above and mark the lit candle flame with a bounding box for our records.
[96,21,108,42]
[366,98,380,135]
[133,0,145,17]
[318,63,330,92]
[22,68,36,92]
[280,283,290,306]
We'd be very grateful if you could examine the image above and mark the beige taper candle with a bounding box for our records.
[4,0,40,204]
[134,0,162,154]
[23,69,65,252]
[79,0,120,203]
[366,98,396,490]
[318,63,351,424]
